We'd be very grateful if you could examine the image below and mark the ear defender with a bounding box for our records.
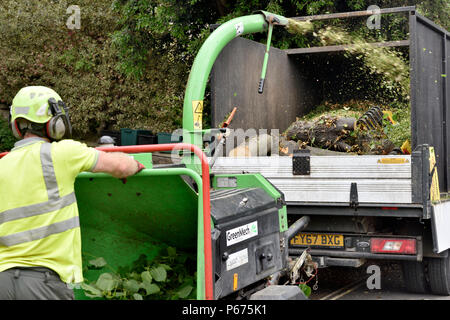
[46,116,66,140]
[46,98,72,140]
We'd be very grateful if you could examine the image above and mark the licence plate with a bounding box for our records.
[290,233,344,248]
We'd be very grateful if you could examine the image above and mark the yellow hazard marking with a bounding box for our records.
[233,273,238,291]
[429,147,440,202]
[192,100,203,130]
[401,140,411,154]
[377,158,409,164]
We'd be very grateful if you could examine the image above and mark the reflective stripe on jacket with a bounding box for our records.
[0,138,98,283]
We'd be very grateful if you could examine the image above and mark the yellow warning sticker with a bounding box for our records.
[377,158,409,164]
[192,100,203,130]
[429,147,440,202]
[233,273,238,291]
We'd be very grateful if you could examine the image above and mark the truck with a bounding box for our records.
[208,6,450,295]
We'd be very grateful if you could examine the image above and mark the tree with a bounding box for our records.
[111,0,449,79]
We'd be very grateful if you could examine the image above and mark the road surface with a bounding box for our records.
[308,260,450,300]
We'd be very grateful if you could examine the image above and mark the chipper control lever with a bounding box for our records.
[209,107,237,167]
[258,18,276,94]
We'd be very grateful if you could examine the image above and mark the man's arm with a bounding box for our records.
[92,151,142,179]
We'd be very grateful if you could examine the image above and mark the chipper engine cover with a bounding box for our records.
[210,188,284,299]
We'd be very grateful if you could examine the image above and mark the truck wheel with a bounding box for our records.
[427,255,450,295]
[401,261,429,293]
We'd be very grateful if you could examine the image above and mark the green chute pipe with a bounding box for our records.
[182,12,288,148]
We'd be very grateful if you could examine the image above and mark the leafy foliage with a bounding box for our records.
[287,19,410,103]
[81,247,197,300]
[0,0,186,140]
[110,0,219,79]
[295,99,411,153]
[110,0,343,72]
[0,117,17,152]
[381,106,411,147]
[0,0,448,144]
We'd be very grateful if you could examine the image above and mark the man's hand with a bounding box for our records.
[92,151,145,179]
[135,160,145,174]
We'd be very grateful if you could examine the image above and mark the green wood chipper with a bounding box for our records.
[73,11,310,300]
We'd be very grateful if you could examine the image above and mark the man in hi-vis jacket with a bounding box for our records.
[0,86,144,299]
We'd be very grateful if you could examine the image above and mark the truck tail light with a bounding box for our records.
[371,238,416,254]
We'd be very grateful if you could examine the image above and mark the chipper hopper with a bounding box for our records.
[71,11,310,300]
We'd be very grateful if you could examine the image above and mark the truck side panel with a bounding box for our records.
[410,13,450,193]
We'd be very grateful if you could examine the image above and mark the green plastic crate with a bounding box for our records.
[121,129,153,146]
[157,132,182,153]
[157,132,182,144]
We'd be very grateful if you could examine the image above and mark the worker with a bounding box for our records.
[97,135,116,147]
[0,86,144,300]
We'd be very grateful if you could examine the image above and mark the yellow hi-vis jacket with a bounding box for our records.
[0,137,98,283]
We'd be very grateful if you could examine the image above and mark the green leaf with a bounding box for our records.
[150,266,167,282]
[81,283,102,297]
[167,246,177,257]
[159,264,172,271]
[123,279,140,293]
[96,273,117,291]
[88,257,107,268]
[176,285,193,299]
[141,282,160,295]
[299,284,311,297]
[133,293,143,300]
[129,272,141,281]
[84,292,103,298]
[141,270,152,283]
[176,254,188,264]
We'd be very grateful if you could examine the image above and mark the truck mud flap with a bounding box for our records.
[431,201,450,253]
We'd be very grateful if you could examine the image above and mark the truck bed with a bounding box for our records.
[211,155,413,204]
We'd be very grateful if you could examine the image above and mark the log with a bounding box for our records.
[283,114,397,155]
[284,116,356,151]
[228,133,273,157]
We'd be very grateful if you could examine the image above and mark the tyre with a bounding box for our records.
[401,260,429,294]
[427,254,450,295]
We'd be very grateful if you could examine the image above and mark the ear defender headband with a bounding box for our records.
[46,98,73,140]
[9,112,22,139]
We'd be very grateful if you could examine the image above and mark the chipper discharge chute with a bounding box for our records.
[70,11,311,300]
